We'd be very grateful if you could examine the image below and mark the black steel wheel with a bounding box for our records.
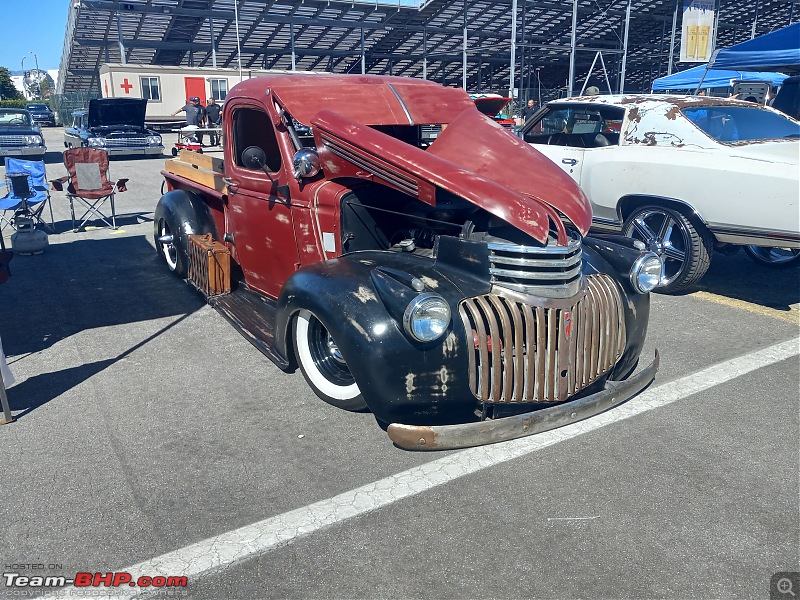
[743,246,800,268]
[293,310,367,411]
[155,217,187,278]
[622,205,712,293]
[171,147,178,157]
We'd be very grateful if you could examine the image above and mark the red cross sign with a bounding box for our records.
[120,78,133,94]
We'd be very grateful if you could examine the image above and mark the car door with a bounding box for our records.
[523,104,625,224]
[223,100,300,299]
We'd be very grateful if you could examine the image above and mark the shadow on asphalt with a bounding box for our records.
[0,233,205,417]
[689,249,800,312]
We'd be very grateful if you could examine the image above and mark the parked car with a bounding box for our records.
[520,95,800,291]
[0,109,46,158]
[24,103,56,127]
[154,73,662,449]
[64,98,163,157]
[772,75,800,120]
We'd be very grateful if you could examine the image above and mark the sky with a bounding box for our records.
[1,0,70,73]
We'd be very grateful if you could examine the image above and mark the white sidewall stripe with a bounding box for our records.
[48,338,800,599]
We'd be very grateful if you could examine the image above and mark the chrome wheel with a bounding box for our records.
[158,220,179,272]
[622,205,712,293]
[744,246,800,268]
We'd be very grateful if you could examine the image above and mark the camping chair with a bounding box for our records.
[0,158,55,233]
[51,148,128,232]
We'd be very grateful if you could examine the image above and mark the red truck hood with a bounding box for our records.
[311,108,591,244]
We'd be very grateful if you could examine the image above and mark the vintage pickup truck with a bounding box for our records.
[155,74,661,450]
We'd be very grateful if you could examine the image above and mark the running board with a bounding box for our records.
[208,286,290,370]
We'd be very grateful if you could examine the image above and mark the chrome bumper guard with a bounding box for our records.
[387,350,659,451]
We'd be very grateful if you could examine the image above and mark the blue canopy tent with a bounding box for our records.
[709,22,800,73]
[652,65,788,91]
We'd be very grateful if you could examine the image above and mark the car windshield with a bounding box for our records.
[0,111,31,126]
[682,105,800,142]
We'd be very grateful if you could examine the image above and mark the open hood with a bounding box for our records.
[88,98,147,129]
[311,108,591,244]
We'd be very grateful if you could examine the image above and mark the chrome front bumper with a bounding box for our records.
[387,350,659,451]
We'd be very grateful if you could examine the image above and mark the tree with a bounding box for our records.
[0,67,23,101]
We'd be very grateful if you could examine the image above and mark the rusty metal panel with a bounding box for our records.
[460,274,626,406]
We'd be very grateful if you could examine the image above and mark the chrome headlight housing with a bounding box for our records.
[87,137,105,148]
[630,252,663,293]
[146,135,162,146]
[23,134,43,146]
[403,293,451,342]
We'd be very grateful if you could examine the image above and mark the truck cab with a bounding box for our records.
[156,73,661,450]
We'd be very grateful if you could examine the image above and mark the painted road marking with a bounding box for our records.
[49,338,800,600]
[691,290,800,325]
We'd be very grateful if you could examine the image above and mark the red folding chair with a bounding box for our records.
[51,148,129,232]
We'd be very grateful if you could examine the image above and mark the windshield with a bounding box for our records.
[682,105,800,142]
[0,111,32,126]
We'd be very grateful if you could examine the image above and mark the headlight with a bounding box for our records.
[630,252,663,293]
[146,135,161,146]
[403,293,451,342]
[87,137,105,148]
[23,135,43,146]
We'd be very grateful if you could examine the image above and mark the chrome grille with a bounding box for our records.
[488,232,582,299]
[459,274,626,404]
[103,137,149,148]
[0,135,25,146]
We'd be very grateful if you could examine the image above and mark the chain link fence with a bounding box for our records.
[50,91,100,126]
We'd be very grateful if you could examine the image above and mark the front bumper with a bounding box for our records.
[0,146,46,157]
[387,350,659,450]
[105,146,164,156]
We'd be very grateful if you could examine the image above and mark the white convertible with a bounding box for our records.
[521,95,800,292]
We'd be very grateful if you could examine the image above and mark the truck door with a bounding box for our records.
[224,103,300,299]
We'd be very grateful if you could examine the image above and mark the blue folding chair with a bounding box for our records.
[0,158,55,233]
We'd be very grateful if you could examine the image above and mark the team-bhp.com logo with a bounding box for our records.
[4,572,187,590]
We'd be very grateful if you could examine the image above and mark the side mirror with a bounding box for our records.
[292,148,321,181]
[241,146,267,170]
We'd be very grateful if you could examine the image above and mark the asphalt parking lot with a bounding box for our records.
[1,126,798,600]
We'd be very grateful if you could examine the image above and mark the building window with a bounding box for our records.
[210,79,228,101]
[140,77,161,101]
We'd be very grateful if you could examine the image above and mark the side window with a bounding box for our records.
[210,79,228,101]
[232,107,282,172]
[140,77,161,101]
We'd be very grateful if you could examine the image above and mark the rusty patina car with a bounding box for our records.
[155,75,662,449]
[522,95,800,289]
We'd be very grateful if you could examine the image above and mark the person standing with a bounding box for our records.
[170,97,205,143]
[519,99,537,122]
[205,97,222,146]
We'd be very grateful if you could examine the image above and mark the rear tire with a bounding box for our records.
[293,310,367,411]
[743,246,800,268]
[622,205,712,293]
[156,217,187,278]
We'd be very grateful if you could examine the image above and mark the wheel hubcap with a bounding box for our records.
[625,209,688,286]
[308,317,354,385]
[159,222,178,270]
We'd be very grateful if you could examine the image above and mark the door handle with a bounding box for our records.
[561,158,578,166]
[222,177,239,192]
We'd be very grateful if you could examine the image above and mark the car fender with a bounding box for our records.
[274,251,485,425]
[617,194,710,229]
[153,189,219,246]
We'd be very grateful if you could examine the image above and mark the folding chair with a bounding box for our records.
[51,148,128,232]
[0,158,55,233]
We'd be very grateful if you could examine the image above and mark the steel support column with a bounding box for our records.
[509,0,517,99]
[291,22,296,70]
[667,0,678,75]
[619,0,632,93]
[568,0,578,97]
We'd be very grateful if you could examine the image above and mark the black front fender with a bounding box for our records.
[153,189,219,248]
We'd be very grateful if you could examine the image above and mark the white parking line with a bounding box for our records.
[48,338,799,599]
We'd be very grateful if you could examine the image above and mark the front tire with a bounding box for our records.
[744,246,800,268]
[622,205,712,293]
[293,310,367,411]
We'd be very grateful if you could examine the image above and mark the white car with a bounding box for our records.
[521,95,800,292]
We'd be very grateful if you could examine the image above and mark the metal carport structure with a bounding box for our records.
[58,0,797,101]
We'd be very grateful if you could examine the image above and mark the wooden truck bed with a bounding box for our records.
[164,150,227,194]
